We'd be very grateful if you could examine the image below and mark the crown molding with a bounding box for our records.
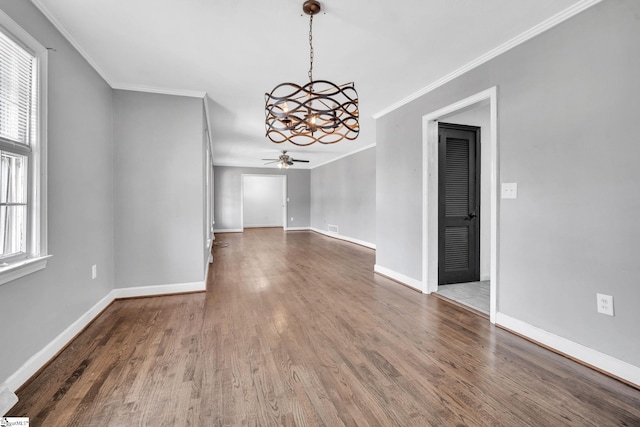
[212,161,311,169]
[310,143,377,169]
[212,144,377,170]
[31,0,208,99]
[373,0,603,119]
[112,83,206,98]
[30,0,113,86]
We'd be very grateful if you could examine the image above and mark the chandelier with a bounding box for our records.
[264,0,359,146]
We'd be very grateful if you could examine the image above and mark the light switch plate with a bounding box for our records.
[501,182,518,199]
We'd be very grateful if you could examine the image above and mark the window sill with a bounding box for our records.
[0,255,52,286]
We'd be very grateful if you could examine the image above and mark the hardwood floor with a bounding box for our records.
[9,229,640,426]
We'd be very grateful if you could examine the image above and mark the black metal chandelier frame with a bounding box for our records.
[264,0,359,146]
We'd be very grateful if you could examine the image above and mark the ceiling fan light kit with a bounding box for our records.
[262,150,310,169]
[264,0,359,146]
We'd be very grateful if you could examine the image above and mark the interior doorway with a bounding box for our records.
[422,87,498,323]
[241,174,287,230]
[438,122,481,285]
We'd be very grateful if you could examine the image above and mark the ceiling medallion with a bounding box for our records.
[264,0,359,146]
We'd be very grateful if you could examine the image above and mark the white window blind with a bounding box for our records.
[0,29,36,146]
[0,23,38,263]
[0,10,49,285]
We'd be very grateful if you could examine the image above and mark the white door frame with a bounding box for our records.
[422,86,498,323]
[240,174,288,231]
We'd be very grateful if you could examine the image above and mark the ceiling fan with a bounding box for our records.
[262,150,310,169]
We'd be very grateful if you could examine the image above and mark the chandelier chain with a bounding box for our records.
[308,14,314,82]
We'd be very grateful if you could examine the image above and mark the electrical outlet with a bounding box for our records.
[290,217,294,221]
[596,293,614,316]
[92,264,97,279]
[501,182,518,199]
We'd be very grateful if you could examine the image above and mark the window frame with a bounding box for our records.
[0,10,50,286]
[0,148,30,263]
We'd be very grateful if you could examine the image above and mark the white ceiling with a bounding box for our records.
[32,0,583,168]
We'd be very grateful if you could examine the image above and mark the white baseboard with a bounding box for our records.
[4,281,206,393]
[0,384,18,416]
[4,291,114,392]
[374,264,423,292]
[496,313,640,388]
[112,281,205,299]
[285,227,311,231]
[213,228,243,233]
[311,227,376,249]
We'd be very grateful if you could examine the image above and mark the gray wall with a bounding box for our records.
[0,1,115,384]
[376,0,640,366]
[113,90,205,287]
[310,147,376,245]
[214,166,310,230]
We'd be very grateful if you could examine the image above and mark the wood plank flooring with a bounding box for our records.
[9,229,640,426]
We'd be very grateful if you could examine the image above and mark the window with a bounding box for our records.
[1,152,28,259]
[0,11,49,285]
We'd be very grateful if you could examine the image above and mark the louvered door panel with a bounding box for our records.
[445,226,469,271]
[445,138,469,217]
[438,123,480,285]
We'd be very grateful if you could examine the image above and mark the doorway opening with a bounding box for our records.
[241,174,287,230]
[422,87,498,323]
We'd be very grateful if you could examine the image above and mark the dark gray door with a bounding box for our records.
[438,122,481,285]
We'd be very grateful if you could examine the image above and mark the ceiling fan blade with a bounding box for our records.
[291,159,310,163]
[261,158,278,161]
[263,160,280,165]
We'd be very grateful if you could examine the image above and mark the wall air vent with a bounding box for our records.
[328,224,339,233]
